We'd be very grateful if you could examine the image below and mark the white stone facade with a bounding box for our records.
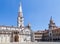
[0,26,32,43]
[0,1,32,43]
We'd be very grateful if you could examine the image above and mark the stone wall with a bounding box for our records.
[0,34,10,43]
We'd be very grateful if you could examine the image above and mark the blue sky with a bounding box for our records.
[0,0,60,31]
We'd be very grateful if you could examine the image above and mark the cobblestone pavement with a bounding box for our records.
[0,42,60,44]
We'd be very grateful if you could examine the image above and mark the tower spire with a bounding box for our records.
[18,1,23,17]
[17,1,24,28]
[50,16,54,24]
[19,1,22,12]
[48,16,57,29]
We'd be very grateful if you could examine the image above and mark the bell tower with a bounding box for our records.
[17,2,24,28]
[48,16,57,41]
[48,16,57,29]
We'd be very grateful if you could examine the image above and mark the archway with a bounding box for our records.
[14,35,19,42]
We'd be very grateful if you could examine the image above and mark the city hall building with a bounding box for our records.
[42,17,60,42]
[34,17,60,42]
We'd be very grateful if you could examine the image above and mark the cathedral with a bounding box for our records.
[0,2,32,43]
